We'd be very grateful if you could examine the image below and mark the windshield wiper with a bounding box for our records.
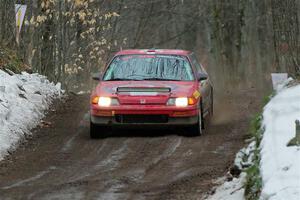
[143,78,181,81]
[105,78,142,81]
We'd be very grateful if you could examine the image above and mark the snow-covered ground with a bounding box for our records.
[260,83,300,200]
[206,80,300,200]
[205,142,256,200]
[206,173,246,200]
[0,70,62,161]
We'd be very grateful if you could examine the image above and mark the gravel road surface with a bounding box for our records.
[0,89,260,200]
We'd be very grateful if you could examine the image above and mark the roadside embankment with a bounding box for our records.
[0,70,62,160]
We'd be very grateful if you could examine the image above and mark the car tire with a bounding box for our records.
[90,122,110,139]
[90,121,100,139]
[186,107,203,137]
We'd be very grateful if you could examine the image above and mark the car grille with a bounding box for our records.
[117,87,171,93]
[115,115,168,124]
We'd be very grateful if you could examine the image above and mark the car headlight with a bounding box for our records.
[167,97,197,107]
[98,97,112,107]
[92,96,119,107]
[175,97,188,107]
[167,97,188,107]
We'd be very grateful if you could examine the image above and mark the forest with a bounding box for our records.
[0,0,299,94]
[1,1,300,200]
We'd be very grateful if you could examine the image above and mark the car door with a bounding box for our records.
[189,53,212,115]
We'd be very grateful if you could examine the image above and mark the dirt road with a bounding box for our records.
[0,89,260,200]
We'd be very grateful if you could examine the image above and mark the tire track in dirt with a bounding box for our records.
[0,90,261,200]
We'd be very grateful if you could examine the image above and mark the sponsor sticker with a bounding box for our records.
[193,90,201,99]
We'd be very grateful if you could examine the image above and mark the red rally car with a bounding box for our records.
[90,49,213,138]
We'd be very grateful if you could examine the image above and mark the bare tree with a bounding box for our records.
[271,0,300,76]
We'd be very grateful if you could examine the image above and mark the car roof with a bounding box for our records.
[115,49,192,56]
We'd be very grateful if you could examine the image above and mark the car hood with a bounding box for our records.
[94,81,198,97]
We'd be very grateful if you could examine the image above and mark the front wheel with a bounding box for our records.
[186,109,203,137]
[90,121,110,139]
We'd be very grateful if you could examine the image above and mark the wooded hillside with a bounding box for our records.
[0,0,299,92]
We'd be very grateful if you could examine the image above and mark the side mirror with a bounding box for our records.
[92,73,101,81]
[197,73,208,81]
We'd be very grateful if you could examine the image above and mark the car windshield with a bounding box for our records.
[103,55,194,81]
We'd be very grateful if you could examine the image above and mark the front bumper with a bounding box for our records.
[91,115,198,126]
[90,104,199,126]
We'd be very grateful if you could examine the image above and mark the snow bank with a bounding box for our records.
[0,70,62,161]
[206,82,300,200]
[206,141,256,200]
[235,141,256,169]
[206,173,246,200]
[260,84,300,200]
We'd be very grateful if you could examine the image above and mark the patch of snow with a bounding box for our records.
[0,70,62,161]
[2,166,56,190]
[151,137,181,165]
[260,84,300,200]
[274,77,293,93]
[97,180,128,200]
[234,141,256,169]
[94,139,129,170]
[77,90,90,95]
[206,173,246,200]
[205,141,256,200]
[206,81,300,200]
